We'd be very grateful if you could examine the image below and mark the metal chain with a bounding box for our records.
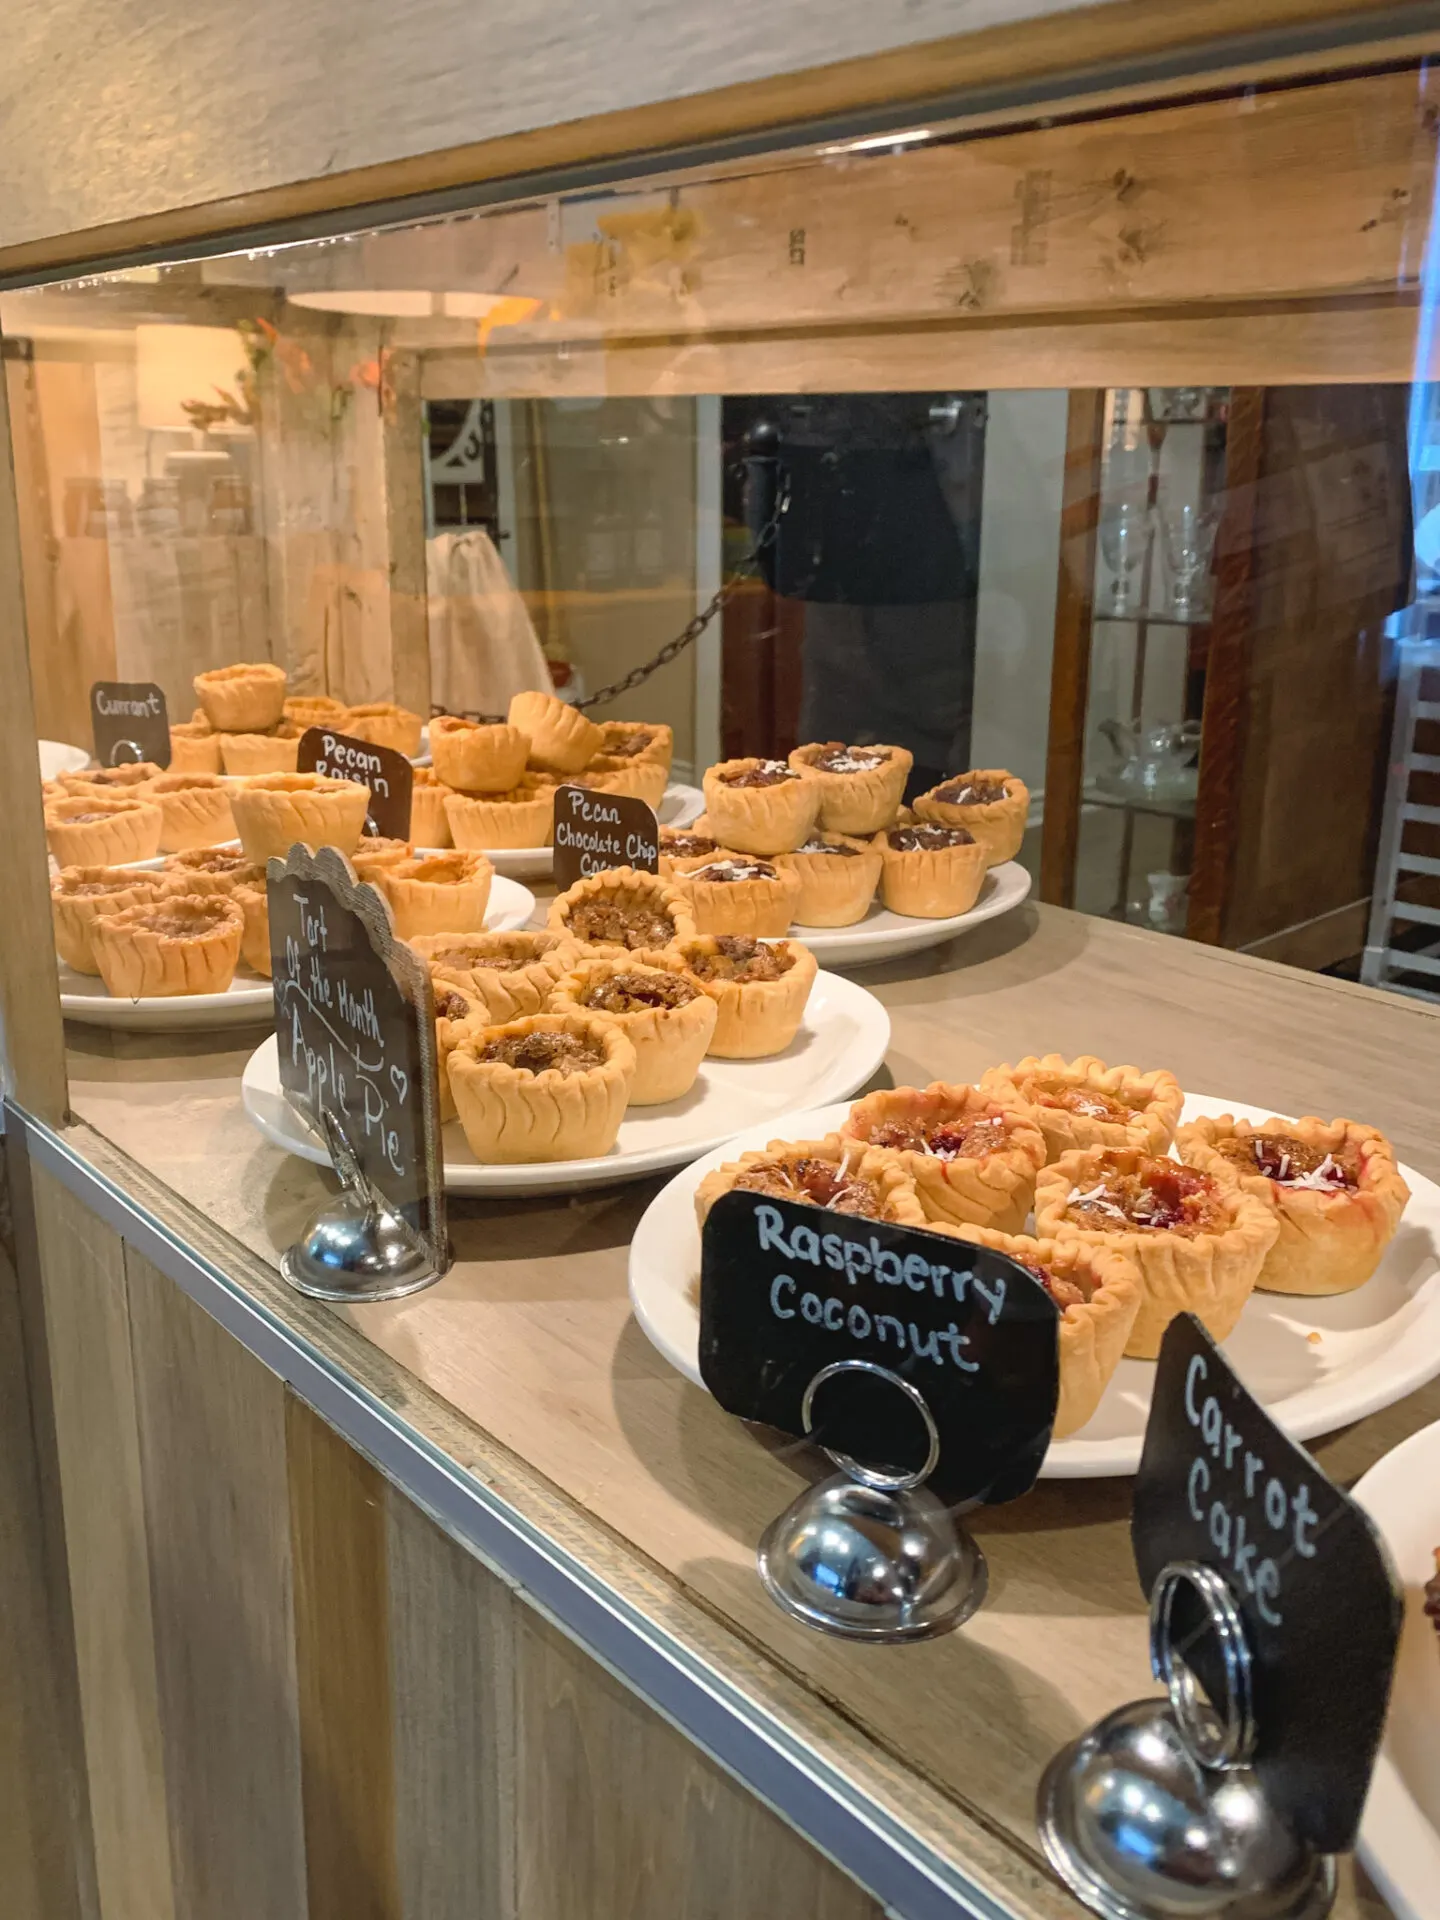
[432,476,788,724]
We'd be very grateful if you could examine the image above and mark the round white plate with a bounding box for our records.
[57,875,536,1028]
[240,969,889,1195]
[39,739,90,781]
[628,1094,1440,1477]
[483,782,705,878]
[794,860,1030,966]
[1355,1422,1440,1920]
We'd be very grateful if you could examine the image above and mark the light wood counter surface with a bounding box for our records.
[60,900,1437,1918]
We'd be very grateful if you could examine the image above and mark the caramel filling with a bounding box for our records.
[583,970,698,1014]
[1215,1132,1358,1191]
[933,778,1008,806]
[1028,1077,1135,1123]
[686,936,791,983]
[134,904,232,939]
[732,1155,885,1216]
[721,760,799,789]
[866,1114,1010,1162]
[566,897,676,950]
[480,1031,604,1075]
[887,825,974,851]
[1065,1157,1227,1236]
[810,744,889,774]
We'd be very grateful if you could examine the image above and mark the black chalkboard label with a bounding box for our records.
[296,727,413,841]
[1133,1315,1401,1853]
[90,680,171,768]
[552,784,659,890]
[700,1191,1059,1505]
[267,845,446,1272]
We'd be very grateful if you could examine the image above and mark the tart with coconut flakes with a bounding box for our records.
[913,769,1028,866]
[90,893,246,999]
[548,866,695,954]
[842,1083,1046,1233]
[788,740,912,835]
[694,1136,925,1229]
[410,930,581,1025]
[657,828,726,878]
[1177,1113,1409,1296]
[51,868,173,974]
[1035,1145,1277,1357]
[659,934,817,1059]
[45,795,163,868]
[549,954,716,1105]
[702,757,820,855]
[776,832,881,927]
[448,1011,636,1162]
[670,856,801,938]
[143,772,235,852]
[429,717,529,794]
[873,821,986,917]
[376,850,494,939]
[509,690,604,774]
[981,1053,1182,1162]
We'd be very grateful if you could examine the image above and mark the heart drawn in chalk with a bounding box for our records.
[390,1064,409,1104]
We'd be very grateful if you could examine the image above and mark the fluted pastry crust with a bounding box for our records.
[508,691,604,773]
[219,728,302,776]
[595,720,673,773]
[229,773,369,861]
[228,876,272,978]
[411,931,581,1025]
[872,826,986,917]
[548,866,696,954]
[549,954,716,1104]
[787,741,912,835]
[445,778,555,850]
[59,762,161,796]
[577,758,668,810]
[349,837,414,881]
[428,975,489,1122]
[283,695,348,732]
[45,795,163,867]
[409,768,454,848]
[694,1136,925,1229]
[168,723,224,774]
[702,759,820,854]
[193,662,287,732]
[51,867,172,974]
[775,834,881,927]
[1176,1113,1409,1296]
[376,851,495,939]
[842,1083,1046,1232]
[981,1053,1182,1162]
[90,893,245,999]
[341,703,424,757]
[659,936,817,1059]
[143,772,235,851]
[669,859,801,937]
[913,769,1029,867]
[448,1011,636,1162]
[430,717,529,793]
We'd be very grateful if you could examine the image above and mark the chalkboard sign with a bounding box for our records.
[552,784,659,890]
[700,1191,1059,1505]
[296,727,413,841]
[267,845,447,1273]
[90,680,171,768]
[1133,1315,1402,1853]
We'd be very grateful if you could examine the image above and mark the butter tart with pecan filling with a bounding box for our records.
[702,757,820,855]
[548,866,695,954]
[45,794,163,868]
[410,930,580,1025]
[661,933,817,1058]
[447,1011,636,1162]
[843,1083,1046,1233]
[1177,1113,1408,1296]
[549,954,716,1104]
[657,827,725,878]
[508,690,604,774]
[376,850,495,939]
[777,831,882,927]
[90,893,246,999]
[913,768,1028,866]
[872,820,986,918]
[694,1136,925,1229]
[429,716,529,794]
[981,1053,1182,1162]
[1035,1145,1277,1356]
[670,856,801,938]
[51,867,172,974]
[787,740,912,835]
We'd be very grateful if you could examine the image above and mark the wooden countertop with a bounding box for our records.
[61,900,1437,1919]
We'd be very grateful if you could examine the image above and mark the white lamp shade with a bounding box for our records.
[135,324,249,433]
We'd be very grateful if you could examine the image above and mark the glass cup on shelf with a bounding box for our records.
[1156,495,1221,619]
[1098,499,1150,617]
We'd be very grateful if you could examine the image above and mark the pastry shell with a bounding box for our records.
[168,723,225,774]
[220,728,302,776]
[776,834,881,927]
[429,717,529,793]
[409,768,454,848]
[872,826,986,918]
[410,930,580,1024]
[577,758,668,810]
[163,847,263,886]
[659,936,817,1059]
[144,772,236,851]
[448,1011,636,1162]
[787,742,912,835]
[509,691,604,773]
[842,1084,1047,1232]
[981,1053,1183,1162]
[229,772,370,862]
[1035,1145,1278,1358]
[940,1226,1143,1437]
[91,893,245,999]
[194,663,287,733]
[349,837,415,881]
[428,975,489,1123]
[376,851,495,940]
[1176,1113,1410,1296]
[223,876,272,977]
[548,866,696,954]
[283,695,348,732]
[58,762,162,795]
[669,858,801,938]
[445,778,555,851]
[913,770,1029,867]
[342,702,424,758]
[549,954,717,1104]
[51,867,172,974]
[46,795,163,867]
[596,721,673,773]
[701,759,819,855]
[694,1136,926,1229]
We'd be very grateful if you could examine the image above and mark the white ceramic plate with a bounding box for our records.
[484,782,706,878]
[795,860,1031,965]
[240,969,890,1195]
[39,739,91,781]
[1355,1422,1440,1920]
[628,1094,1440,1477]
[57,875,536,1028]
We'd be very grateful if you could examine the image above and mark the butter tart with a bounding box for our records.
[695,1136,925,1230]
[410,930,580,1025]
[349,836,414,881]
[91,893,246,1000]
[51,867,172,974]
[230,772,370,861]
[219,727,302,776]
[577,757,669,811]
[429,975,487,1123]
[283,694,348,732]
[661,934,817,1059]
[670,857,801,938]
[448,1011,636,1162]
[429,716,529,793]
[445,777,555,851]
[46,795,163,868]
[981,1053,1182,1162]
[595,721,673,773]
[657,828,725,878]
[59,761,162,795]
[550,955,716,1105]
[508,690,605,774]
[872,822,986,918]
[163,846,261,884]
[227,874,273,978]
[548,866,695,954]
[913,769,1029,867]
[144,772,236,852]
[942,1225,1143,1437]
[776,833,882,927]
[1035,1145,1278,1357]
[376,851,495,940]
[843,1084,1047,1233]
[193,662,287,733]
[409,767,454,848]
[1177,1113,1409,1296]
[168,721,225,774]
[787,741,912,835]
[341,702,424,758]
[702,757,820,855]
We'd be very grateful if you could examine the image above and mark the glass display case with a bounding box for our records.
[3,37,1440,1920]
